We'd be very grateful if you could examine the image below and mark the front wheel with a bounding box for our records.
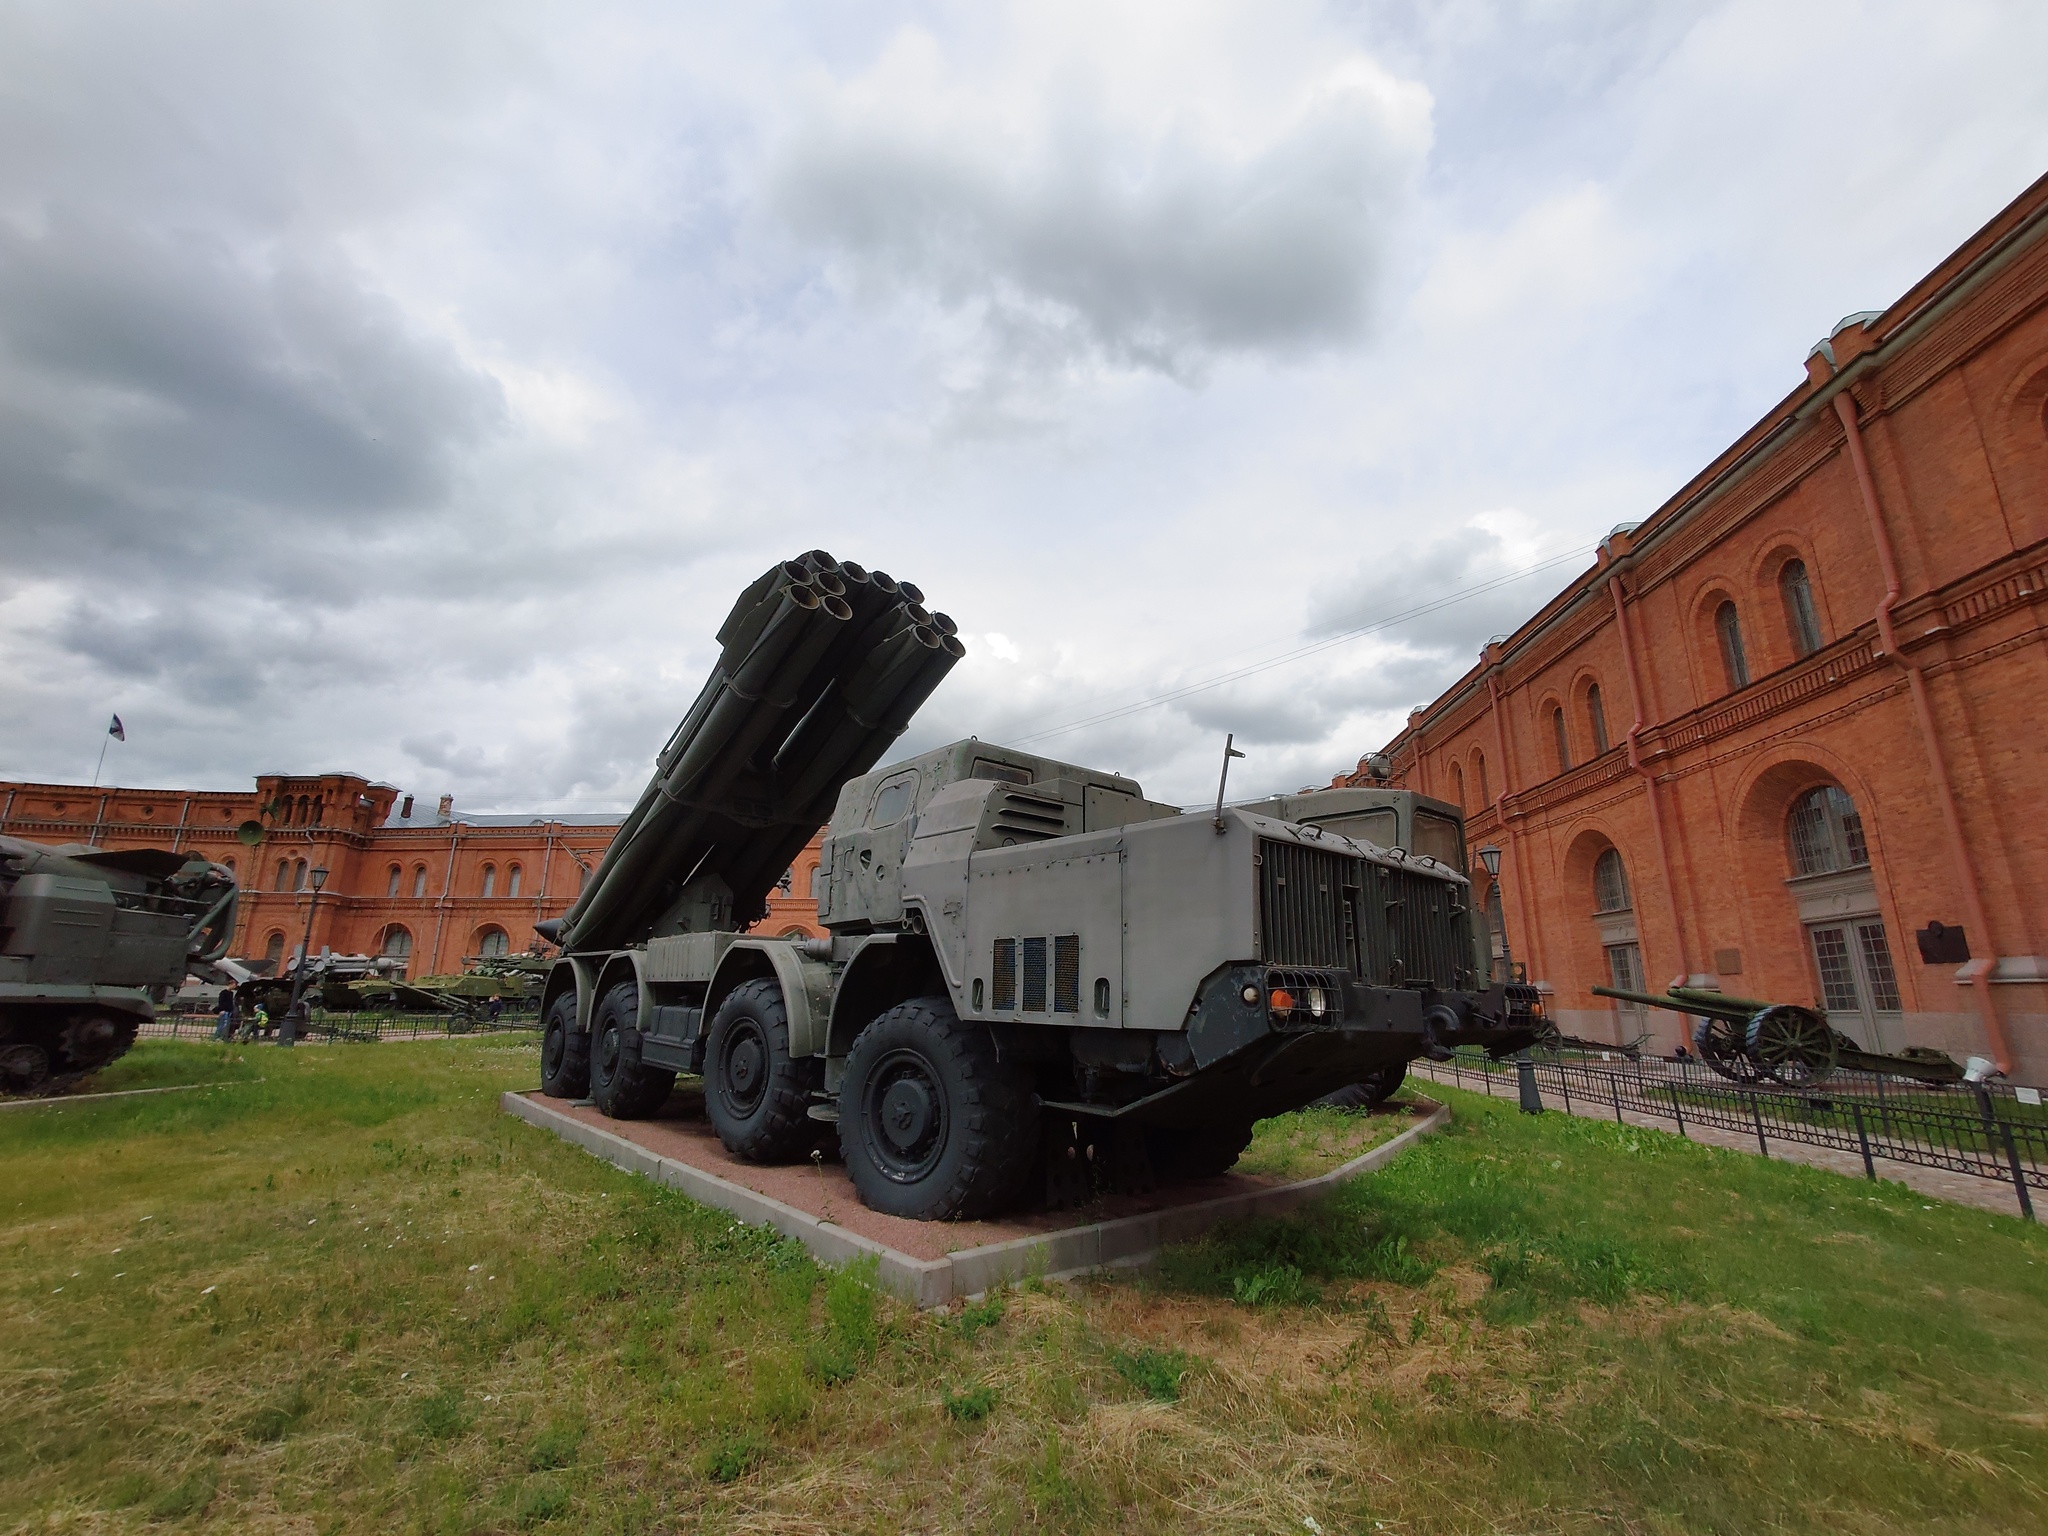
[1312,1062,1408,1111]
[840,996,1037,1220]
[540,994,590,1098]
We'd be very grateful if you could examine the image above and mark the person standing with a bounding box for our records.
[214,986,237,1042]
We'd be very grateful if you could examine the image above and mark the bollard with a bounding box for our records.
[1516,1052,1545,1115]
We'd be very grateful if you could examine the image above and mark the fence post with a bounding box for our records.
[1998,1121,2037,1223]
[1667,1082,1687,1139]
[1516,1052,1545,1115]
[1558,1062,1574,1116]
[1749,1091,1769,1157]
[1611,1074,1624,1126]
[1851,1102,1876,1179]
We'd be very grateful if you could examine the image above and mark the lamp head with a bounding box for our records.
[1477,844,1502,879]
[309,866,329,891]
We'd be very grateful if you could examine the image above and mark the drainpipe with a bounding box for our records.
[536,824,556,940]
[1483,669,1534,977]
[1606,572,1693,983]
[430,825,461,976]
[1833,390,2011,1071]
[171,795,191,854]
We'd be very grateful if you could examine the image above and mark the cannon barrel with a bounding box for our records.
[1591,984,1754,1020]
[548,553,964,953]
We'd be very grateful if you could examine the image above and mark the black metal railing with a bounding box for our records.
[142,1009,542,1044]
[1415,1050,2044,1221]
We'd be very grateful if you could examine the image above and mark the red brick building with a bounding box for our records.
[0,774,826,977]
[1346,172,2048,1081]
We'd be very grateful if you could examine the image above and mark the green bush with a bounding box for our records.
[944,1382,999,1422]
[700,1429,768,1484]
[1111,1345,1193,1402]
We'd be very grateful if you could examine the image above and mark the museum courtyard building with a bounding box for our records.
[1346,172,2048,1082]
[0,773,827,979]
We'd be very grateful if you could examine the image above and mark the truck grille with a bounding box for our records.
[1257,840,1352,969]
[1259,837,1469,989]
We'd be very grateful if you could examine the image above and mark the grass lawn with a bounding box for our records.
[4,1038,2046,1533]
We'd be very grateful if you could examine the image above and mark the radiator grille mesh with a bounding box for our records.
[1021,936,1048,1012]
[991,938,1017,1010]
[1053,934,1080,1013]
[1259,837,1469,988]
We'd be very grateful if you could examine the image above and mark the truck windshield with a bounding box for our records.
[1412,810,1465,872]
[1309,809,1398,848]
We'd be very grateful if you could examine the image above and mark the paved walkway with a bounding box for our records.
[1411,1062,2035,1220]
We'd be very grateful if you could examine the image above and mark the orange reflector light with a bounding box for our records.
[1268,988,1295,1013]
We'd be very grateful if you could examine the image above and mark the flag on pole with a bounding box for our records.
[108,715,126,741]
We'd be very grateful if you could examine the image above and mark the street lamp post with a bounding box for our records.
[1477,843,1542,1113]
[282,865,329,1047]
[1475,844,1510,979]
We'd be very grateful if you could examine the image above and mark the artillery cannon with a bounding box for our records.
[1591,984,1964,1087]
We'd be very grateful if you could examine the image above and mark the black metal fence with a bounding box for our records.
[1417,1050,2044,1221]
[141,1011,543,1045]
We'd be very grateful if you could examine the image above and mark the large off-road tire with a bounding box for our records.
[1312,1061,1408,1111]
[589,984,675,1120]
[1146,1121,1256,1183]
[703,978,820,1162]
[540,994,590,1099]
[840,995,1038,1220]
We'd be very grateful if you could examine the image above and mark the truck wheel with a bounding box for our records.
[589,984,675,1119]
[1312,1062,1407,1111]
[540,994,590,1099]
[1147,1121,1256,1182]
[840,995,1037,1220]
[704,978,820,1162]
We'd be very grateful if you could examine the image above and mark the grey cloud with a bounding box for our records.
[0,212,506,580]
[1306,530,1569,664]
[767,64,1426,376]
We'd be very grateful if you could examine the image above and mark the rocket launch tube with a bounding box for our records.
[551,554,964,953]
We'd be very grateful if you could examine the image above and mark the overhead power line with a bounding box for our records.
[1011,543,1595,746]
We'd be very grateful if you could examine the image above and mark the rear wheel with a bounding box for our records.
[840,995,1037,1220]
[540,994,590,1098]
[589,985,675,1119]
[1312,1061,1408,1111]
[1147,1121,1256,1182]
[704,978,819,1162]
[0,1042,51,1094]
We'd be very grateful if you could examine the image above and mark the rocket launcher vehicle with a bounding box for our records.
[539,551,965,954]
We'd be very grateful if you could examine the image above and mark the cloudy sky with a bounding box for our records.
[3,1,2045,813]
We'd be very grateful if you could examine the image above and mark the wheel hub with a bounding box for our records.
[880,1078,934,1151]
[0,1043,50,1092]
[730,1037,762,1092]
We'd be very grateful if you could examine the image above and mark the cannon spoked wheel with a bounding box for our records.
[1693,1015,1760,1082]
[1746,1005,1837,1086]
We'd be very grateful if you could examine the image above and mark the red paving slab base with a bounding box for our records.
[502,1085,1449,1306]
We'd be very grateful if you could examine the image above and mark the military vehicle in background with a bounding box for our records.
[0,834,238,1093]
[534,551,1543,1220]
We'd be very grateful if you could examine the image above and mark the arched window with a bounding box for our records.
[1587,685,1610,755]
[379,925,413,960]
[1715,601,1750,690]
[293,859,308,891]
[263,931,286,969]
[311,795,323,826]
[1593,847,1631,913]
[274,859,291,891]
[387,864,402,897]
[1450,762,1466,811]
[1787,785,1868,876]
[412,865,428,898]
[507,864,522,898]
[1780,559,1823,657]
[475,926,509,959]
[1475,752,1490,806]
[223,856,236,876]
[296,795,311,825]
[804,864,818,897]
[1552,707,1571,773]
[481,863,497,898]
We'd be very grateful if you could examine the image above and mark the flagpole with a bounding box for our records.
[91,736,109,788]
